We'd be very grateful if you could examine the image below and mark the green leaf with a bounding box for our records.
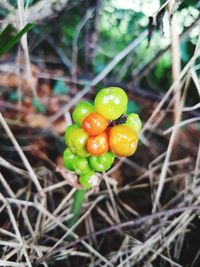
[0,23,34,57]
[32,98,47,113]
[53,80,69,95]
[0,24,15,45]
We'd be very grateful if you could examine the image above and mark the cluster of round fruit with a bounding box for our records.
[63,87,141,189]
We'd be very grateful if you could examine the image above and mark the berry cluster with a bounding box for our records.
[63,87,142,189]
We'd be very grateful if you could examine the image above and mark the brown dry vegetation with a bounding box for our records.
[0,0,200,266]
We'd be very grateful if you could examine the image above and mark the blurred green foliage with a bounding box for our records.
[0,23,34,56]
[32,98,47,113]
[53,80,69,95]
[1,0,199,103]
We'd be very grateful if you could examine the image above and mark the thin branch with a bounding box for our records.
[35,205,200,265]
[0,113,42,192]
[50,30,148,122]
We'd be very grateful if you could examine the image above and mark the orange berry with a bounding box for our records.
[87,132,109,156]
[109,125,138,157]
[82,112,108,136]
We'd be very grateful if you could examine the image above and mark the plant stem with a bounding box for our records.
[68,189,87,229]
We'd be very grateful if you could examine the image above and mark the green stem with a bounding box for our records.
[68,189,87,229]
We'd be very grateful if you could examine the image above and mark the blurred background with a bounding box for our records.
[0,0,200,266]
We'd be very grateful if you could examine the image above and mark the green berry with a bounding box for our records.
[72,101,94,127]
[79,172,99,189]
[125,113,142,133]
[94,87,128,120]
[63,147,77,171]
[89,152,115,172]
[72,157,92,175]
[65,124,79,145]
[68,128,90,157]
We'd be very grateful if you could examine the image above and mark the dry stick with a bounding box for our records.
[36,205,200,264]
[0,117,46,250]
[0,156,28,177]
[193,142,200,191]
[148,208,197,265]
[0,194,33,267]
[152,38,200,212]
[0,261,25,267]
[163,116,200,135]
[148,56,200,262]
[44,188,76,228]
[50,30,148,122]
[0,1,15,12]
[72,8,94,79]
[0,173,46,265]
[17,0,37,98]
[169,0,181,122]
[191,64,200,96]
[0,172,16,198]
[169,0,181,130]
[103,172,120,223]
[152,78,190,212]
[3,248,19,262]
[47,195,104,256]
[7,0,70,24]
[46,35,72,69]
[117,204,196,267]
[5,198,113,267]
[0,240,49,252]
[134,17,200,81]
[0,113,42,192]
[141,48,199,136]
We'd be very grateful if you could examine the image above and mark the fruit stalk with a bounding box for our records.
[68,189,87,230]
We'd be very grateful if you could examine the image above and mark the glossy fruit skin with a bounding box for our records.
[72,101,94,127]
[125,113,142,133]
[109,125,138,157]
[65,124,79,145]
[82,112,108,136]
[94,87,128,120]
[72,157,92,175]
[89,152,115,172]
[63,148,77,171]
[68,128,90,157]
[87,132,109,156]
[79,172,99,189]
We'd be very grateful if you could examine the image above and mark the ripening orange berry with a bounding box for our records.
[87,131,109,156]
[82,112,108,136]
[109,125,138,157]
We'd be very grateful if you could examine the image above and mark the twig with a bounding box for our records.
[152,36,200,212]
[17,0,37,98]
[0,194,33,267]
[169,0,181,124]
[0,113,42,192]
[141,49,200,135]
[163,117,200,135]
[35,205,200,264]
[72,8,94,79]
[133,17,200,81]
[46,35,72,69]
[7,0,70,25]
[50,30,148,122]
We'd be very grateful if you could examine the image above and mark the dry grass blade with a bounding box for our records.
[152,36,200,212]
[0,194,32,267]
[1,1,200,266]
[50,30,148,122]
[0,260,26,267]
[0,113,42,192]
